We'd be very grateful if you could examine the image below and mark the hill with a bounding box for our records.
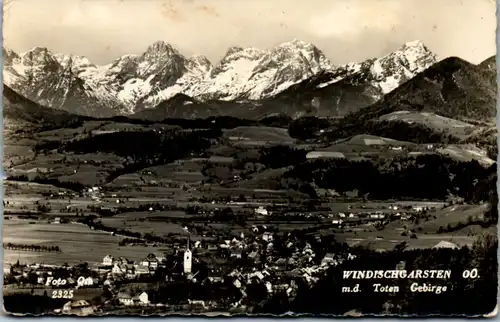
[377,111,481,140]
[312,57,496,142]
[131,94,262,120]
[349,56,495,120]
[2,84,93,130]
[223,126,295,144]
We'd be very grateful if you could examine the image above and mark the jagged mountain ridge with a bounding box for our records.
[4,40,438,117]
[3,48,123,117]
[134,41,445,120]
[271,40,439,117]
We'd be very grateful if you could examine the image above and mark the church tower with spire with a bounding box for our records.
[183,237,192,275]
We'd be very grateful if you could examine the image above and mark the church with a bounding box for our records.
[183,238,192,275]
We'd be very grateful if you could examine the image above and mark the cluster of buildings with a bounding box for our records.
[104,229,356,310]
[5,216,368,314]
[277,204,435,229]
[101,239,194,280]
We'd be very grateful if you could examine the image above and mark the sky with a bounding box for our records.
[2,0,497,65]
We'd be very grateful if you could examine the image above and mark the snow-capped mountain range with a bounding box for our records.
[2,39,438,117]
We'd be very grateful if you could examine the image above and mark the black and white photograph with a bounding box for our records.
[2,0,498,316]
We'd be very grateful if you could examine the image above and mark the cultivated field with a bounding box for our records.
[3,114,496,269]
[3,218,166,265]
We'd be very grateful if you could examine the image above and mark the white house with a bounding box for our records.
[117,291,149,306]
[321,253,336,266]
[230,248,243,259]
[102,255,114,266]
[255,206,268,216]
[433,241,458,249]
[117,292,134,306]
[265,281,273,293]
[112,263,127,275]
[140,254,159,270]
[332,219,343,225]
[62,300,94,316]
[135,291,149,305]
[188,299,207,309]
[262,232,273,242]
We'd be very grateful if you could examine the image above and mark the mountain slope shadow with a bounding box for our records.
[2,84,93,129]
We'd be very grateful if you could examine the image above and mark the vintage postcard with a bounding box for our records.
[2,0,498,317]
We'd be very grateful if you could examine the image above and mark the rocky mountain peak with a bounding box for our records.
[401,40,426,49]
[223,46,265,61]
[224,46,244,57]
[210,46,266,77]
[141,41,180,60]
[53,53,96,74]
[361,40,438,93]
[3,47,19,66]
[270,39,334,70]
[387,40,438,73]
[25,46,52,56]
[275,39,319,53]
[107,54,139,72]
[21,47,58,66]
[186,55,213,72]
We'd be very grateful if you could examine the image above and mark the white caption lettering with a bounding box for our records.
[462,269,479,279]
[373,283,400,292]
[45,277,66,287]
[77,276,94,287]
[51,290,74,299]
[410,282,448,294]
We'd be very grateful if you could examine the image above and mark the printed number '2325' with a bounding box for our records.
[52,290,74,299]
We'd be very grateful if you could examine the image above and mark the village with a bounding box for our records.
[3,182,473,316]
[4,213,369,316]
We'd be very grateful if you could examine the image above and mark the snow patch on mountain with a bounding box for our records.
[369,40,438,94]
[2,39,438,116]
[315,40,438,96]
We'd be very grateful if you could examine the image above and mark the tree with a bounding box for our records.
[246,281,268,305]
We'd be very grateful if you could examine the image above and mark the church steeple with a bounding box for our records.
[183,236,192,275]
